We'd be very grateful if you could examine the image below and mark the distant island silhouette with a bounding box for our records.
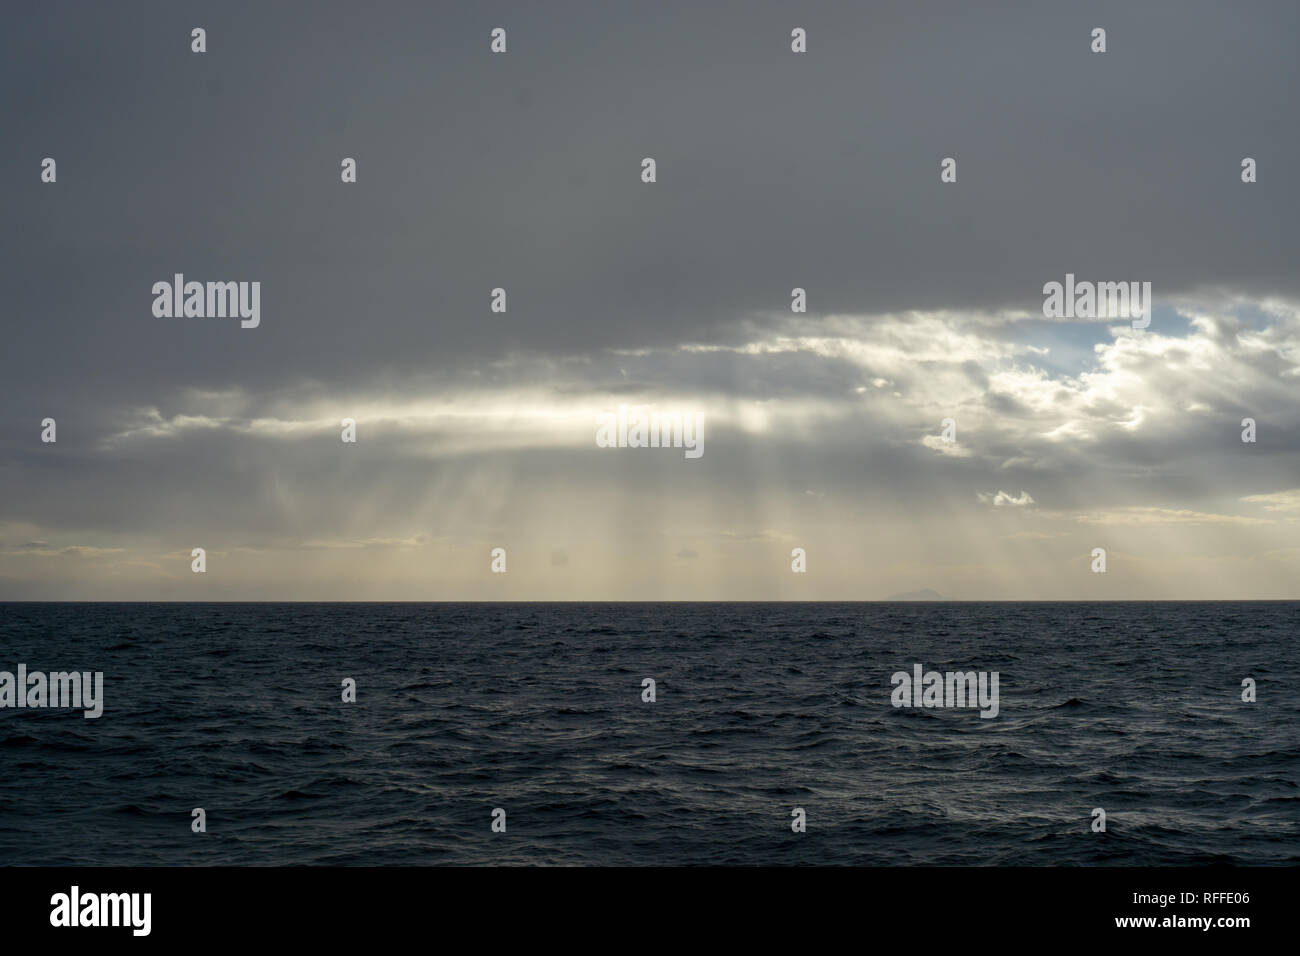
[884,588,948,601]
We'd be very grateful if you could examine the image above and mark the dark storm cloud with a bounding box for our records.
[3,0,1298,417]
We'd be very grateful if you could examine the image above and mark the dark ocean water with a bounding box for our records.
[0,602,1295,866]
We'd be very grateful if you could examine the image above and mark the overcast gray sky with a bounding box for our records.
[2,0,1298,599]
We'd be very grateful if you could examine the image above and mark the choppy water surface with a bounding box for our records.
[0,602,1295,865]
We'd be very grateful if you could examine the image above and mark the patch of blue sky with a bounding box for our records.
[1006,306,1191,377]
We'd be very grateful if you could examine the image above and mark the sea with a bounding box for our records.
[0,601,1295,866]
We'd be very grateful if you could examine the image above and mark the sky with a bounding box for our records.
[2,0,1298,599]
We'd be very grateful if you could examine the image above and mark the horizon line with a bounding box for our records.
[2,599,1298,605]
